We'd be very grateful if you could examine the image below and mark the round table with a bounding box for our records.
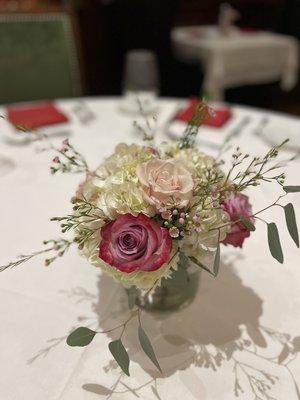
[171,25,299,101]
[0,97,300,400]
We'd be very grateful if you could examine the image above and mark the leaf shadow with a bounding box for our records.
[88,253,300,399]
[28,252,300,399]
[82,383,112,396]
[93,254,265,377]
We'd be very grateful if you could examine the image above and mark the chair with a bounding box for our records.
[0,13,81,104]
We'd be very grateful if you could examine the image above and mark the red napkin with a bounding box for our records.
[6,102,69,129]
[176,99,232,128]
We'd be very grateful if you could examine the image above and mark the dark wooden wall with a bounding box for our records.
[76,0,299,98]
[2,0,299,110]
[175,0,284,29]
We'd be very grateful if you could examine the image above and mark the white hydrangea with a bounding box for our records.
[76,142,230,288]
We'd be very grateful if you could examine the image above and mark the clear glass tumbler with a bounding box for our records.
[121,49,159,114]
[126,255,201,313]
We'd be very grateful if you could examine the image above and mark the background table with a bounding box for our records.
[1,97,300,400]
[171,26,299,101]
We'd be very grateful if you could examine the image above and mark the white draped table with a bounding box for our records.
[171,26,299,101]
[0,98,300,400]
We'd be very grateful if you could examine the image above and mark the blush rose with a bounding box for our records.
[136,159,194,208]
[222,193,255,248]
[99,213,172,273]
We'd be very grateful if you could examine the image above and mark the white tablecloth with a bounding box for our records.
[1,98,300,400]
[172,26,299,101]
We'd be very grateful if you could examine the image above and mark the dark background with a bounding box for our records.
[1,0,300,114]
[76,0,300,114]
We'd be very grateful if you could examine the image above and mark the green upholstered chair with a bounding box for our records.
[0,13,81,104]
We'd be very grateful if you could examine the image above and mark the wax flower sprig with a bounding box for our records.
[50,139,88,175]
[0,238,72,271]
[224,139,294,191]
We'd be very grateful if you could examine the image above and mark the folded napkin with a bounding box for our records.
[176,99,232,128]
[7,102,69,129]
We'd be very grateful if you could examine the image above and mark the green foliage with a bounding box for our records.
[267,223,284,264]
[283,186,300,193]
[189,241,220,277]
[284,203,299,247]
[189,256,215,276]
[138,326,162,373]
[239,215,256,232]
[127,287,137,310]
[213,243,221,276]
[178,101,210,149]
[169,261,190,284]
[66,327,97,347]
[108,339,130,376]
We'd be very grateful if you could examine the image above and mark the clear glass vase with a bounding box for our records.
[127,254,201,312]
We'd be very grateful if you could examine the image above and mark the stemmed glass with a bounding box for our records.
[121,49,159,115]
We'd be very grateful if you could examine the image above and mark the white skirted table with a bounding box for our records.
[171,26,299,101]
[0,97,300,400]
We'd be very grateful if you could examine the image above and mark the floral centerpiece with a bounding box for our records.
[1,101,300,376]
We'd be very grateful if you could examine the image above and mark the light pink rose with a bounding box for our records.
[99,213,172,273]
[136,159,194,208]
[222,193,255,248]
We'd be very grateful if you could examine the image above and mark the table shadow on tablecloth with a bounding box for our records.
[94,255,263,361]
[28,254,300,399]
[82,254,299,399]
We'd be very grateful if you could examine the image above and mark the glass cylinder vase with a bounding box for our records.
[127,254,201,312]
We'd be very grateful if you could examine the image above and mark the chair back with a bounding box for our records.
[0,13,81,104]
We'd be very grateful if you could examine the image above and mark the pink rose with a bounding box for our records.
[136,159,194,208]
[222,193,255,248]
[99,213,172,273]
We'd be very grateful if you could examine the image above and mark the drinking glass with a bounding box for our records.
[126,254,201,312]
[121,49,159,114]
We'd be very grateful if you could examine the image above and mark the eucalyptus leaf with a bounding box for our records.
[267,223,284,264]
[170,264,190,284]
[283,186,300,193]
[238,215,256,231]
[179,252,190,267]
[213,243,221,276]
[138,326,162,373]
[188,256,215,277]
[66,327,97,347]
[108,339,130,376]
[284,203,299,247]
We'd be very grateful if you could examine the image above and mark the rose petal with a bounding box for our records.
[99,213,172,273]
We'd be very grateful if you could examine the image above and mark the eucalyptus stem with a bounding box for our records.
[209,193,287,233]
[96,309,139,336]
